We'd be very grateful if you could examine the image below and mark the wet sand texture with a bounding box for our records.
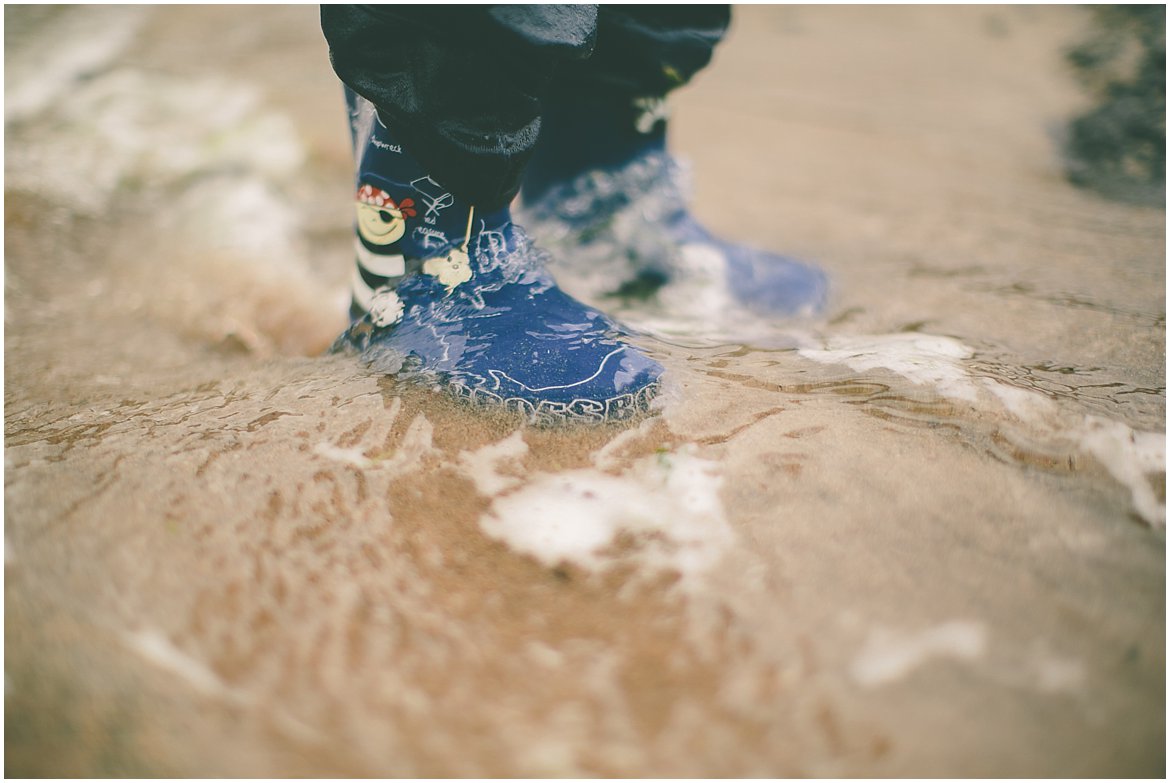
[5,6,1165,777]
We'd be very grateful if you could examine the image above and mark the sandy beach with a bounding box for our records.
[5,6,1164,776]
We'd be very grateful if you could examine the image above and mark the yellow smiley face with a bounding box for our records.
[356,202,407,246]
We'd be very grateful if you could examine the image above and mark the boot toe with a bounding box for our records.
[335,261,664,424]
[719,241,830,316]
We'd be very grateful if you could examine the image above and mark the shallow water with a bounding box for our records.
[5,6,1165,777]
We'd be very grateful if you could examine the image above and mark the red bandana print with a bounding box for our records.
[356,184,417,218]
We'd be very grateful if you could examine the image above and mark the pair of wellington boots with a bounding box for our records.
[333,92,827,424]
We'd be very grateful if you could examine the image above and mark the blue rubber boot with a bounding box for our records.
[520,96,829,319]
[332,92,663,424]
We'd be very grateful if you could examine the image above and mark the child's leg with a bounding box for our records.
[320,7,662,422]
[521,5,731,202]
[520,6,829,317]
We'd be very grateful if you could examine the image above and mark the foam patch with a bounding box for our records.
[479,446,733,578]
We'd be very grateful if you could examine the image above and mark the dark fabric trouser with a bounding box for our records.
[321,5,730,211]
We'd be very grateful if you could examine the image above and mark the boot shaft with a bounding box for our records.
[347,90,511,264]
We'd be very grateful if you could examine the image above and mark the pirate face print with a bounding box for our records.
[355,183,417,246]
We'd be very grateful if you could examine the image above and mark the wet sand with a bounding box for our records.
[5,6,1165,777]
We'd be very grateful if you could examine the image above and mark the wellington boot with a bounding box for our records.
[332,93,663,424]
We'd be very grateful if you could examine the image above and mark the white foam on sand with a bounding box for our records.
[127,629,231,698]
[7,68,305,216]
[5,6,146,123]
[1032,654,1086,693]
[800,332,1166,527]
[457,431,529,496]
[313,443,374,470]
[373,414,436,473]
[1075,416,1165,527]
[126,629,324,743]
[799,333,978,401]
[5,46,348,357]
[850,620,988,688]
[310,403,435,476]
[478,446,733,579]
